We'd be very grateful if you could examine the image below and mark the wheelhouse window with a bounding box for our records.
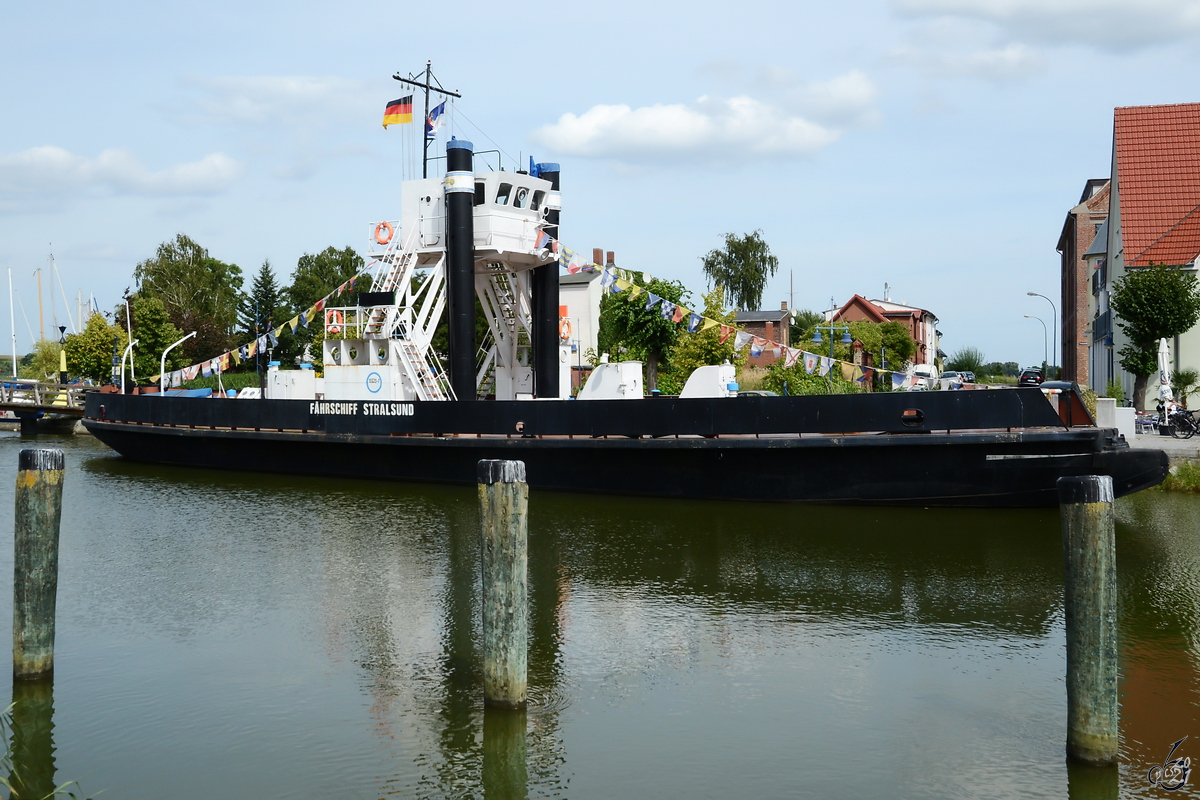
[530,190,545,211]
[474,182,485,206]
[513,186,531,209]
[495,183,512,205]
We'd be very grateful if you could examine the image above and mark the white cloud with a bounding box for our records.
[889,42,1045,80]
[0,145,241,202]
[183,75,371,126]
[531,73,880,162]
[894,0,1200,48]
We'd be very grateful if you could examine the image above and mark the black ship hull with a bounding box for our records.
[81,389,1168,507]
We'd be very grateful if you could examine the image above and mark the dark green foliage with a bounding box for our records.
[240,260,282,341]
[788,308,822,345]
[700,230,779,312]
[792,319,916,370]
[1110,263,1200,407]
[133,234,243,363]
[131,295,185,379]
[982,361,1020,378]
[947,346,986,374]
[283,246,367,364]
[597,278,688,392]
[762,360,862,395]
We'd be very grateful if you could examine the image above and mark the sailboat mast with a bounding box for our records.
[8,269,15,378]
[36,267,43,341]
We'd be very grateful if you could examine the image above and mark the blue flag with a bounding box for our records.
[687,313,702,333]
[645,293,661,311]
[426,101,446,137]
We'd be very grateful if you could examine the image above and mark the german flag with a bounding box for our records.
[383,96,413,128]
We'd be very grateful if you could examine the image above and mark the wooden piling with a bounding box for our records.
[478,459,528,709]
[13,449,64,680]
[1057,475,1118,765]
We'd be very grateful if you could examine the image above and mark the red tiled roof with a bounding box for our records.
[1114,103,1200,267]
[831,294,887,324]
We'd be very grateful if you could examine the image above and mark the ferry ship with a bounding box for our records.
[82,140,1168,507]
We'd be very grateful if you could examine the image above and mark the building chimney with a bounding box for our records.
[593,248,603,266]
[606,251,615,266]
[781,301,788,311]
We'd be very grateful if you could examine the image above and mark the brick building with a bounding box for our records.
[1056,179,1109,384]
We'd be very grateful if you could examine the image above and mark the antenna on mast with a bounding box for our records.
[392,61,461,179]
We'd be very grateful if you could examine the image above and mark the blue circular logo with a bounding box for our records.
[366,372,383,393]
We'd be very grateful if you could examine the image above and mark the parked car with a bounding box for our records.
[1018,368,1044,387]
[939,370,964,390]
[962,371,975,383]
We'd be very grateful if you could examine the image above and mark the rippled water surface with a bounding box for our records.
[0,433,1195,798]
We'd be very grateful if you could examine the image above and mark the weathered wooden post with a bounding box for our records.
[478,459,527,709]
[1057,475,1118,765]
[13,449,64,680]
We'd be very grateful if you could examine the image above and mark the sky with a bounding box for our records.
[3,0,1200,368]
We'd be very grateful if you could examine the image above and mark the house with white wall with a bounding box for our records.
[1087,103,1200,405]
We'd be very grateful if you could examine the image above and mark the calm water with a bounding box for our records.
[0,433,1195,798]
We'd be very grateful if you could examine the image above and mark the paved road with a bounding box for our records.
[1129,429,1200,461]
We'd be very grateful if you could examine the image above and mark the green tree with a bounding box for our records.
[130,295,185,380]
[789,308,822,345]
[19,340,63,381]
[1109,263,1200,408]
[762,360,862,395]
[947,346,986,374]
[134,234,243,363]
[285,246,366,363]
[700,230,779,312]
[240,260,282,341]
[65,313,126,383]
[597,278,688,392]
[1170,368,1200,408]
[238,260,282,372]
[666,285,745,391]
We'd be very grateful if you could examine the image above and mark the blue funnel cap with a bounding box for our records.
[446,137,473,152]
[535,162,560,173]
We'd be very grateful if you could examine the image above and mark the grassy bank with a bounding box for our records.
[1155,461,1200,494]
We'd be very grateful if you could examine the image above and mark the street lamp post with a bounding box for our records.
[1027,292,1057,378]
[1025,314,1047,370]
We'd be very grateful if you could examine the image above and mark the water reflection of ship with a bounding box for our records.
[313,489,567,798]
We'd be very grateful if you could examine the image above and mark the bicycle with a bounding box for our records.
[1169,408,1199,440]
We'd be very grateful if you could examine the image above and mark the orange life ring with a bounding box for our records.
[559,318,572,340]
[326,310,344,334]
[375,221,395,245]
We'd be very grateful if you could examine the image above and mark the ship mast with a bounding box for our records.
[392,61,461,179]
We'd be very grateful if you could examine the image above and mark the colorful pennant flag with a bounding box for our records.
[749,338,764,358]
[841,363,855,381]
[645,293,662,311]
[785,348,801,367]
[687,313,702,333]
[660,301,676,321]
[382,96,413,128]
[672,305,686,324]
[819,357,833,377]
[804,352,818,373]
[734,331,753,350]
[892,372,907,390]
[719,325,734,344]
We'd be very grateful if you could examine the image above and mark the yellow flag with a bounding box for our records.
[701,318,719,331]
[841,363,855,381]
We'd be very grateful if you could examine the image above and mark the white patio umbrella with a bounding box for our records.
[1157,337,1173,401]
